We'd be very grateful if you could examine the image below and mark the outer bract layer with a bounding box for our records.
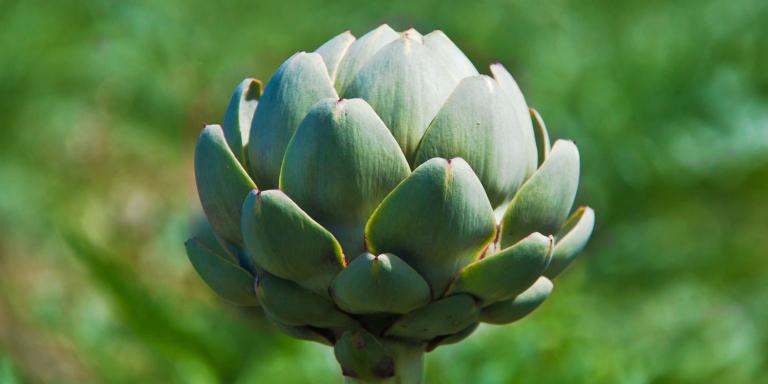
[186,25,596,382]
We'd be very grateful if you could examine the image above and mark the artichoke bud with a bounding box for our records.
[480,277,554,325]
[256,273,357,329]
[545,206,596,278]
[334,329,395,381]
[184,237,257,306]
[331,253,431,314]
[194,124,257,247]
[189,25,596,368]
[447,232,553,304]
[241,190,345,297]
[385,294,480,340]
[223,78,262,165]
[500,140,580,247]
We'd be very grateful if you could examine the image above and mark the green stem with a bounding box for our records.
[343,342,424,384]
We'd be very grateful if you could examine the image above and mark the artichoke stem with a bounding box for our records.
[343,341,424,384]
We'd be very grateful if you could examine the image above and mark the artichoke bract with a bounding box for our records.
[186,24,595,383]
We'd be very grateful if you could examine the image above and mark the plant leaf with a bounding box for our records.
[342,32,458,162]
[223,78,261,164]
[256,273,356,329]
[366,158,496,296]
[334,24,399,93]
[185,237,258,306]
[500,140,580,247]
[385,294,480,340]
[413,75,527,208]
[331,253,431,314]
[240,190,345,296]
[191,217,238,264]
[280,98,410,252]
[315,30,356,82]
[195,124,256,246]
[267,314,334,346]
[426,322,479,352]
[247,52,338,188]
[545,206,595,278]
[447,233,553,304]
[489,63,537,179]
[480,277,553,324]
[423,30,478,82]
[530,108,551,167]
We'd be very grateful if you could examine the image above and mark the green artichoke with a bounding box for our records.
[186,24,595,383]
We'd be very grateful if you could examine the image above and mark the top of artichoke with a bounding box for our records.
[248,25,537,207]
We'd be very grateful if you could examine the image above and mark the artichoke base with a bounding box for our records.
[341,340,425,384]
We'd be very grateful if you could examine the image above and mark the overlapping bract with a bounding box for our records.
[186,24,595,379]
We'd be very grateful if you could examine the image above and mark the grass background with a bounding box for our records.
[1,0,766,382]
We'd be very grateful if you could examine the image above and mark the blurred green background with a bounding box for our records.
[1,0,766,382]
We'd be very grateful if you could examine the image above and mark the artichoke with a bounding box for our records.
[186,24,595,383]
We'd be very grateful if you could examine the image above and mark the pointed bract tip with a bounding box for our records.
[446,157,468,167]
[200,124,223,137]
[244,78,263,100]
[553,139,577,148]
[401,27,423,43]
[489,62,510,81]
